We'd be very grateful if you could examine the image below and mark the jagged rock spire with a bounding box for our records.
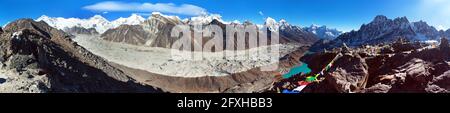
[440,37,449,50]
[341,43,351,53]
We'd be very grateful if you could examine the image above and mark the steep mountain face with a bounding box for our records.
[310,15,444,51]
[341,16,416,45]
[276,19,319,45]
[63,26,98,35]
[0,19,160,93]
[99,12,185,48]
[445,29,450,38]
[411,21,441,40]
[265,17,280,32]
[100,14,320,49]
[303,24,342,39]
[36,14,145,34]
[186,14,223,25]
[141,13,184,48]
[102,25,150,45]
[100,13,228,49]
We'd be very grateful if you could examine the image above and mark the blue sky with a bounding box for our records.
[1,0,449,32]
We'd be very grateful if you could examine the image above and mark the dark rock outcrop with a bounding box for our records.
[440,37,449,50]
[325,53,369,93]
[63,26,98,35]
[278,21,319,45]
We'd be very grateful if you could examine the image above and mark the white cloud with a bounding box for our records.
[102,11,109,14]
[83,1,207,16]
[258,11,264,16]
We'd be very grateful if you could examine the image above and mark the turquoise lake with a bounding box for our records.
[282,62,312,79]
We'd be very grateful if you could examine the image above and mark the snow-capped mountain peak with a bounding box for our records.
[37,15,51,21]
[149,12,181,22]
[279,19,290,27]
[309,24,322,29]
[304,24,342,39]
[36,14,147,34]
[231,20,241,24]
[187,14,224,25]
[265,17,279,31]
[278,19,300,31]
[279,19,287,24]
[90,15,108,21]
[111,14,145,28]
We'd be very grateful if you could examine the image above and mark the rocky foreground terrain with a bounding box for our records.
[270,38,450,93]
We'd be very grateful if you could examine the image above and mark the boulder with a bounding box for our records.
[341,43,351,54]
[325,54,369,93]
[363,83,391,93]
[6,54,38,71]
[400,59,432,84]
[427,71,450,93]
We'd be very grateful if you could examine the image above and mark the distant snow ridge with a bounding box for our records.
[148,12,182,22]
[111,14,145,28]
[278,19,304,32]
[188,14,223,25]
[304,24,343,39]
[264,17,342,40]
[36,12,245,34]
[36,14,145,33]
[147,12,238,25]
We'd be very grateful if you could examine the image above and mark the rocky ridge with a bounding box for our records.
[0,19,162,93]
[310,15,449,52]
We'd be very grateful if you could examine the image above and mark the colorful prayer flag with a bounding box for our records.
[293,85,308,92]
[298,81,310,86]
[306,76,316,82]
[282,89,299,94]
